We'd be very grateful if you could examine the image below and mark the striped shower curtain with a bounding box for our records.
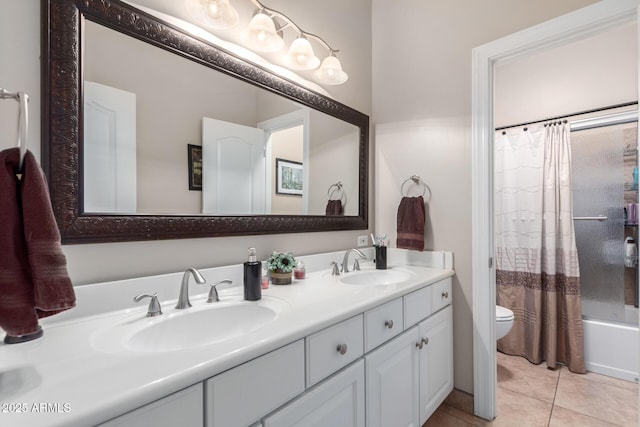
[495,122,585,373]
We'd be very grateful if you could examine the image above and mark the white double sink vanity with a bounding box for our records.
[0,248,454,427]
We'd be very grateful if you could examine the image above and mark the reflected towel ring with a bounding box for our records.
[401,175,431,200]
[327,181,347,205]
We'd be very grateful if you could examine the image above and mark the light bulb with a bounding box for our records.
[185,0,239,29]
[206,1,221,19]
[286,37,320,70]
[245,12,284,52]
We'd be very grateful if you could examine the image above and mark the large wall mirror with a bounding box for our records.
[42,0,368,243]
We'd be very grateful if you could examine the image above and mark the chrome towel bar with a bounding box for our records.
[573,215,607,221]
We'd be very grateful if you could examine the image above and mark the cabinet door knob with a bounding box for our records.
[442,291,449,299]
[416,341,424,350]
[384,320,394,329]
[422,337,429,346]
[336,344,348,355]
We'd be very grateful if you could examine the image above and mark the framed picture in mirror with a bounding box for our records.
[188,144,202,191]
[276,158,303,196]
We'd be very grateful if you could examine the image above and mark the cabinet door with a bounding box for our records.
[418,305,453,424]
[264,360,365,427]
[365,328,420,427]
[98,383,203,427]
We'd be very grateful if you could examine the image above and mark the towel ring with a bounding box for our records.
[401,175,431,200]
[1,88,29,172]
[327,181,347,205]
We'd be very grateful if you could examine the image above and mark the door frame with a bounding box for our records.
[258,110,310,214]
[471,0,640,419]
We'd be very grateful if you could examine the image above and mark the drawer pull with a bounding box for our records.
[384,320,394,329]
[416,341,424,350]
[336,344,348,355]
[422,337,429,346]
[442,291,449,299]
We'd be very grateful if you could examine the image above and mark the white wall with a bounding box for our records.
[0,0,371,286]
[495,21,637,127]
[309,127,360,216]
[372,0,599,394]
[0,1,40,164]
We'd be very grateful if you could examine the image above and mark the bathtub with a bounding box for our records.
[583,310,639,382]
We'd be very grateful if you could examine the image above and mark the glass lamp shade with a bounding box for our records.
[316,55,348,85]
[285,37,320,70]
[186,0,239,29]
[245,12,284,52]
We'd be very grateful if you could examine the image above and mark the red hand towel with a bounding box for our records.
[21,150,75,317]
[396,196,425,251]
[0,148,75,338]
[325,199,343,216]
[0,148,39,336]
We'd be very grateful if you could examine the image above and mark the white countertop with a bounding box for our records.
[0,248,454,426]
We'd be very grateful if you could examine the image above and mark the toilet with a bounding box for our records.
[496,305,514,339]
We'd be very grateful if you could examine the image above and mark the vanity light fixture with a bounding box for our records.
[185,0,240,30]
[186,0,348,85]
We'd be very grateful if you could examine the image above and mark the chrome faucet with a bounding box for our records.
[175,268,206,309]
[342,249,367,273]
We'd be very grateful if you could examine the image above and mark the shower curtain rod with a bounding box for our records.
[494,101,638,131]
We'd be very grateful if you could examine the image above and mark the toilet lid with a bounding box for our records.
[496,305,514,320]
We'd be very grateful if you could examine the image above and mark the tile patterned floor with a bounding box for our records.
[425,352,639,426]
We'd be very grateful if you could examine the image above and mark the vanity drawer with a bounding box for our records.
[364,298,403,352]
[432,278,452,313]
[306,314,364,387]
[205,340,305,427]
[404,285,433,328]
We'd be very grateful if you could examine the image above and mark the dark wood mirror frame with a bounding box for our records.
[41,0,368,244]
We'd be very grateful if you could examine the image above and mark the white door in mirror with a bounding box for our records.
[202,118,266,215]
[84,81,137,213]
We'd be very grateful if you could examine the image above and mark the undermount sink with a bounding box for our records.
[340,268,414,285]
[92,296,289,353]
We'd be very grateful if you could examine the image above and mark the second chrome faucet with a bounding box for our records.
[342,248,367,273]
[175,268,234,309]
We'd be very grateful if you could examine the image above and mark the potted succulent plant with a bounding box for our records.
[266,252,296,285]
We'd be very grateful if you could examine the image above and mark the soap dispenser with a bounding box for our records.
[244,248,262,301]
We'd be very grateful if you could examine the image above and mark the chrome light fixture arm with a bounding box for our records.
[249,0,338,54]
